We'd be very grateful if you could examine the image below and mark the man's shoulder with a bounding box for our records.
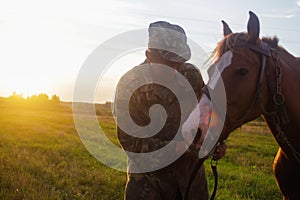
[179,63,202,81]
[179,63,204,90]
[118,60,150,85]
[128,59,149,72]
[180,63,200,73]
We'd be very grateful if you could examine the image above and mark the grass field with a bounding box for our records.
[0,99,282,199]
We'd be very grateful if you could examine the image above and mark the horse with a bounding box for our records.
[190,11,300,199]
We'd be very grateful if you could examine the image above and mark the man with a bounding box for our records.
[114,21,225,200]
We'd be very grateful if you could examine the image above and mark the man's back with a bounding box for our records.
[116,60,204,154]
[114,21,208,200]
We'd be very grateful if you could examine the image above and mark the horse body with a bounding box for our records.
[187,12,300,199]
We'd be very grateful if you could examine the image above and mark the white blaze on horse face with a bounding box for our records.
[182,94,212,146]
[208,51,233,90]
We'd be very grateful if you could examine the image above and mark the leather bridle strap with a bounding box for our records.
[222,42,271,129]
[201,85,211,100]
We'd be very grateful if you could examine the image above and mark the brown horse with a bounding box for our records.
[195,11,300,199]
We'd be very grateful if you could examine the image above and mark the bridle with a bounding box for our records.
[223,41,272,131]
[203,39,300,163]
[201,40,272,142]
[186,39,300,200]
[185,41,273,200]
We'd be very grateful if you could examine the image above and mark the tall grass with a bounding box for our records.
[0,100,281,199]
[0,102,125,199]
[205,126,281,199]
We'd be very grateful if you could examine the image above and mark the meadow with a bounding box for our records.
[0,98,281,199]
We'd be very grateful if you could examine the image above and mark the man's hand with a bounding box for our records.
[212,142,227,160]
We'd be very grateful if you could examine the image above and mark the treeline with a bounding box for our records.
[7,92,60,102]
[1,93,114,115]
[0,92,62,110]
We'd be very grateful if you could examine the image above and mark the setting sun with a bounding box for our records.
[1,1,299,102]
[3,75,51,98]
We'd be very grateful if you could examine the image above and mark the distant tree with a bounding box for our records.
[6,92,25,106]
[9,91,24,99]
[37,93,49,101]
[8,91,24,102]
[26,93,49,106]
[51,94,60,103]
[28,93,48,102]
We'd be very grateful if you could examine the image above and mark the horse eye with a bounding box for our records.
[237,68,248,76]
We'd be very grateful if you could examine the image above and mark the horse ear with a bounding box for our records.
[247,11,260,43]
[222,20,232,36]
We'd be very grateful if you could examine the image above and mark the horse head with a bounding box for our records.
[185,11,272,149]
[182,11,300,200]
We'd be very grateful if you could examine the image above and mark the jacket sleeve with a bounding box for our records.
[180,63,205,149]
[114,68,170,154]
[181,63,205,100]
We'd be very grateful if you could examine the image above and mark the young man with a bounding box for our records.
[114,21,225,199]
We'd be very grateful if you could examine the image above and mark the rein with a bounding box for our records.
[184,157,219,200]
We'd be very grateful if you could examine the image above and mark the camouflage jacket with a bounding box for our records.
[115,59,204,156]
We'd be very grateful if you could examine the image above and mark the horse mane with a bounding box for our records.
[261,36,279,48]
[262,36,297,59]
[210,33,246,63]
[210,33,296,63]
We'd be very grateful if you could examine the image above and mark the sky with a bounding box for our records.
[1,0,300,103]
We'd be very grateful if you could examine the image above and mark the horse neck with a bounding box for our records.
[265,48,300,113]
[263,50,300,154]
